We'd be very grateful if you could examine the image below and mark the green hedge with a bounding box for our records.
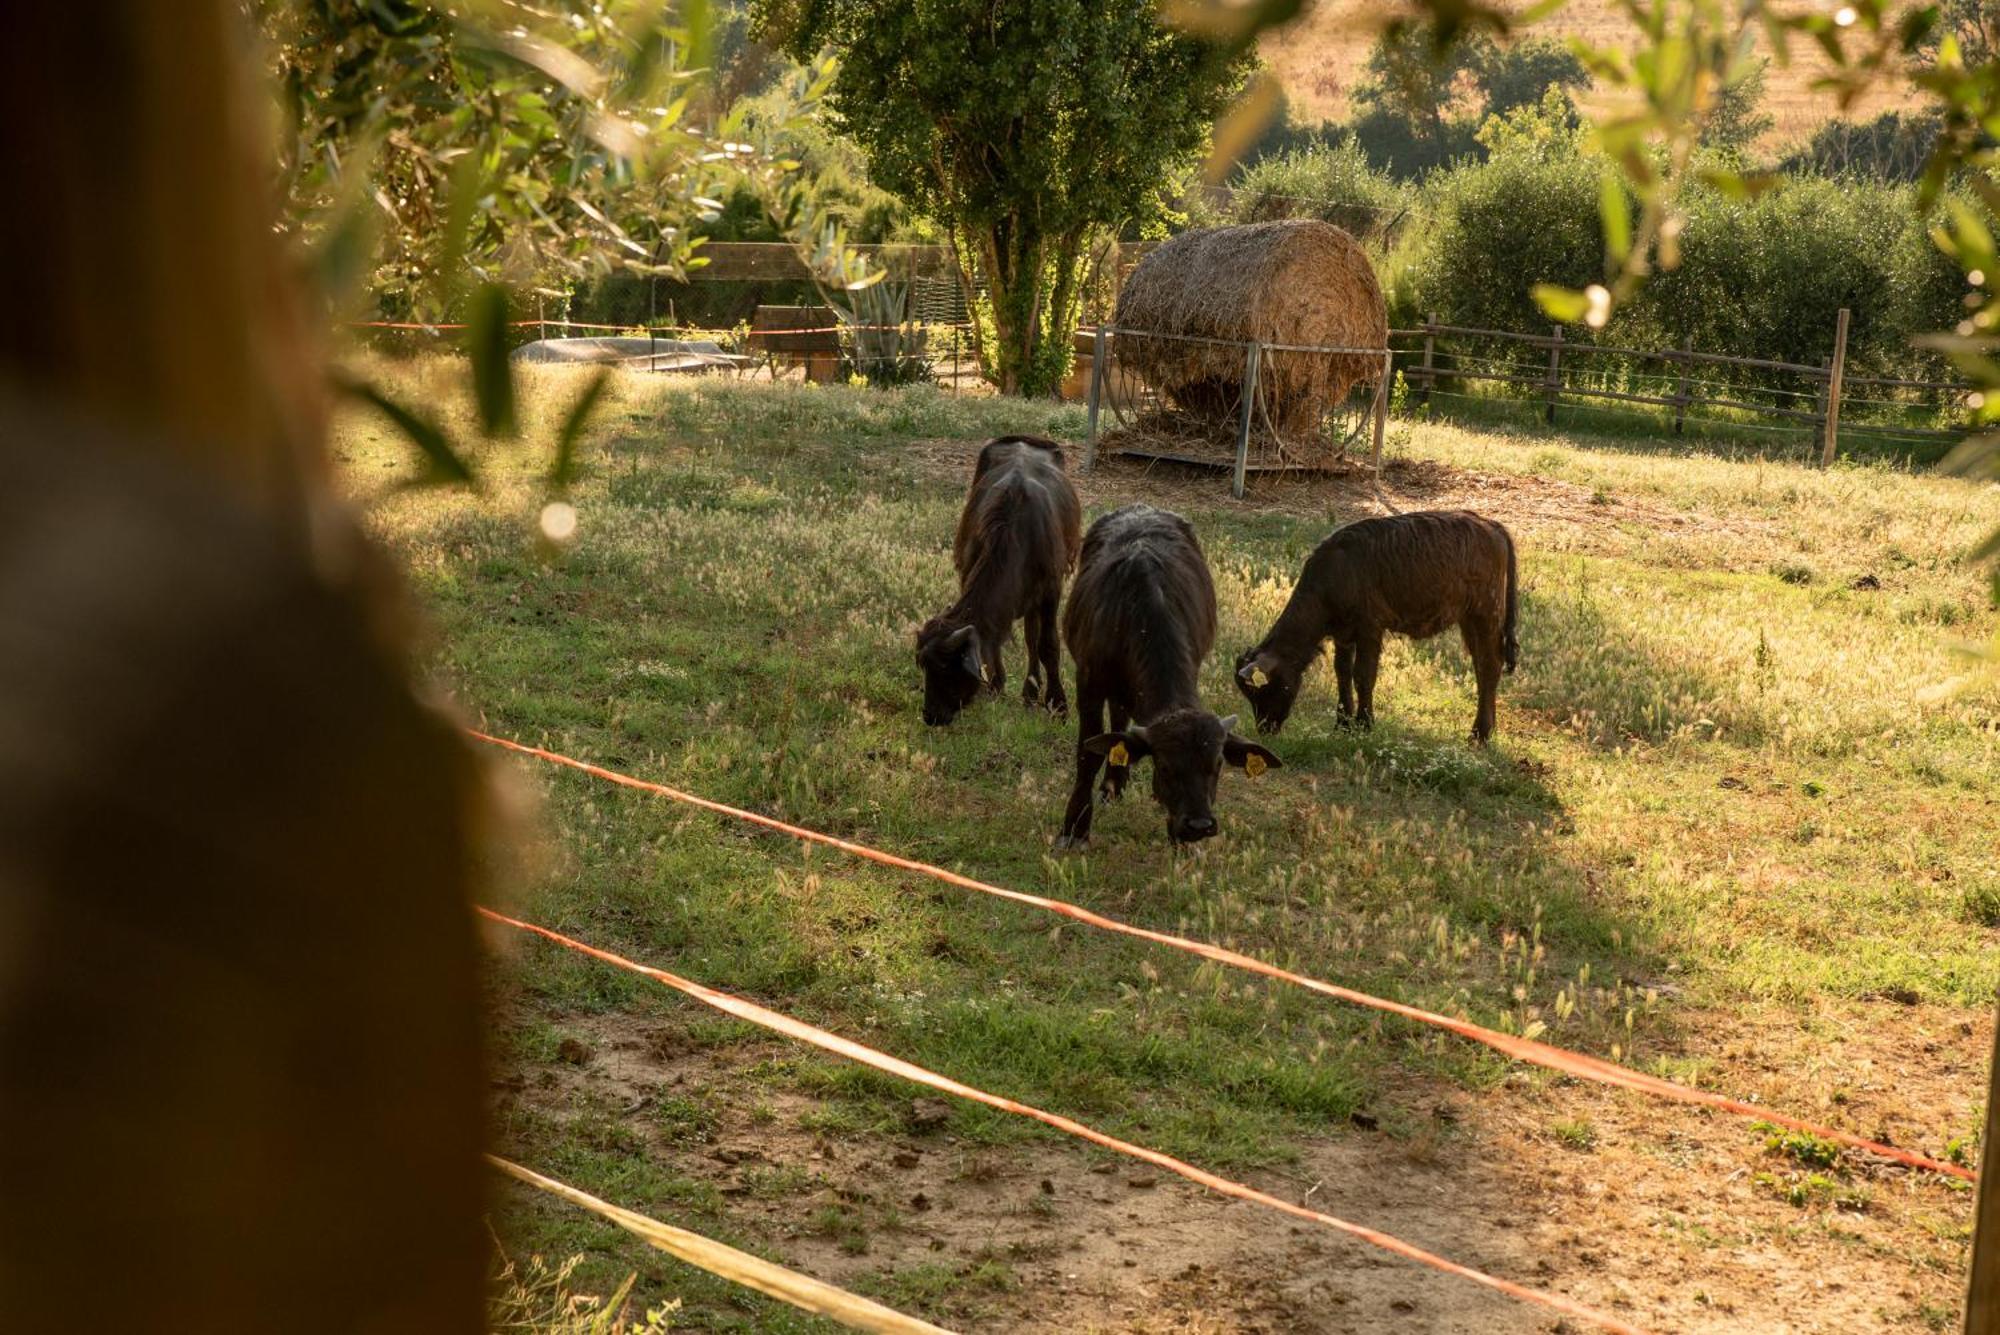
[1379,147,1962,382]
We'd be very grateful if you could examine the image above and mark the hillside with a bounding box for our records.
[1261,0,1914,148]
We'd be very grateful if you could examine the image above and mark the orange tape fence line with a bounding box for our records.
[483,909,1654,1335]
[471,730,1974,1185]
[491,1155,956,1335]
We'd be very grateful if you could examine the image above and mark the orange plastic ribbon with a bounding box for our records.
[471,730,1975,1185]
[483,908,1653,1335]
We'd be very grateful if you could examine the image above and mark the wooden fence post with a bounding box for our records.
[1420,315,1436,407]
[1371,349,1392,473]
[1966,1007,2000,1335]
[1545,325,1563,425]
[1083,323,1107,472]
[1673,338,1692,434]
[1813,356,1830,442]
[1821,306,1850,467]
[1234,340,1261,501]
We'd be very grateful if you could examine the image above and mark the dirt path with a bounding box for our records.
[497,996,1981,1333]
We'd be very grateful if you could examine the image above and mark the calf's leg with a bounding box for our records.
[1353,632,1384,729]
[1334,641,1357,723]
[1462,616,1503,744]
[984,640,1005,698]
[1020,610,1045,707]
[1056,678,1107,848]
[1036,593,1066,717]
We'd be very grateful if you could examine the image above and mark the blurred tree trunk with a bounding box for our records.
[0,6,489,1333]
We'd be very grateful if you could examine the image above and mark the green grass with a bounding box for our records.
[343,364,2000,1327]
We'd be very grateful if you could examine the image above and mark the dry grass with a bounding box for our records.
[1262,0,1913,146]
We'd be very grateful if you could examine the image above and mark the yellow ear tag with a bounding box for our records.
[1244,753,1267,778]
[1108,742,1130,767]
[978,661,988,682]
[1250,668,1269,688]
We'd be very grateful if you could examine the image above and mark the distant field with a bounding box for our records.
[1261,1,1914,148]
[345,364,1997,1332]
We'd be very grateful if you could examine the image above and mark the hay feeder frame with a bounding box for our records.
[1082,325,1394,499]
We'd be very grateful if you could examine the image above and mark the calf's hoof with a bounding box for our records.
[1053,833,1090,852]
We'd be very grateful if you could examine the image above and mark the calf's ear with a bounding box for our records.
[1223,733,1281,776]
[1083,731,1151,763]
[1235,654,1277,689]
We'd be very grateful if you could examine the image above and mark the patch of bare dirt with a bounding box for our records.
[901,438,1769,554]
[495,999,1982,1333]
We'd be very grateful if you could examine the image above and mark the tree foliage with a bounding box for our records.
[1478,37,1592,120]
[1345,23,1590,178]
[755,0,1250,395]
[257,0,738,316]
[1780,111,1943,182]
[1700,58,1776,153]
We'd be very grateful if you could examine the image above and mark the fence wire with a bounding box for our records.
[1093,327,1385,473]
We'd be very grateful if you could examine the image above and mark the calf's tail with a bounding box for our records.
[1500,526,1519,675]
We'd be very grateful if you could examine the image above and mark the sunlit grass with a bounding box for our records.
[342,362,2000,1326]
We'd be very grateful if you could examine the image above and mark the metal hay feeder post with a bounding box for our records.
[1083,328,1392,499]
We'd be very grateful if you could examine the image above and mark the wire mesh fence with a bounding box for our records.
[1393,313,1974,456]
[1083,326,1391,496]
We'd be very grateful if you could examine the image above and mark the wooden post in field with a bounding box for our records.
[1371,348,1391,473]
[1083,323,1107,472]
[1234,340,1261,501]
[1821,306,1850,467]
[1966,1010,2000,1334]
[1420,315,1436,406]
[1673,338,1692,434]
[1811,355,1831,455]
[1545,325,1563,425]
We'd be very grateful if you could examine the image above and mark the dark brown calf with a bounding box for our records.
[916,436,1082,725]
[1058,505,1279,847]
[1234,509,1518,743]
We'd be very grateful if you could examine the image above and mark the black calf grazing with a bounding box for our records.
[916,436,1082,725]
[1058,504,1279,847]
[1233,509,1518,744]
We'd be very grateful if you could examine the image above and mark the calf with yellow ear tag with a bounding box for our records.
[1054,505,1282,849]
[1235,510,1519,742]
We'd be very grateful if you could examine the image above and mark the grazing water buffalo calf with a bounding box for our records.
[916,436,1082,725]
[1058,504,1280,848]
[1234,509,1518,744]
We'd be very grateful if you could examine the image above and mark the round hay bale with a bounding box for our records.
[1113,219,1387,457]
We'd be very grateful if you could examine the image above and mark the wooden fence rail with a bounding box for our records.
[1390,309,1972,457]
